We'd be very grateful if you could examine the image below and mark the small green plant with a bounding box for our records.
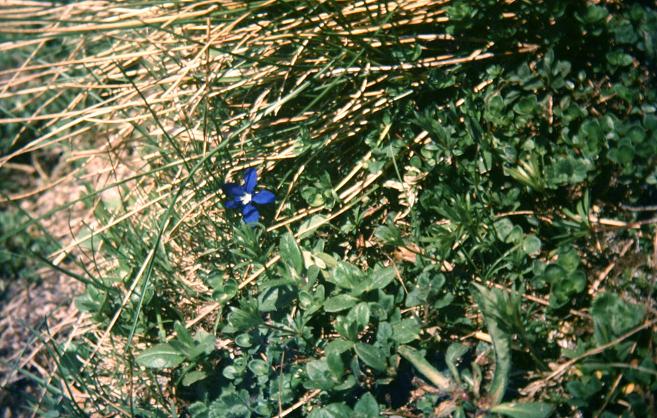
[1,0,656,417]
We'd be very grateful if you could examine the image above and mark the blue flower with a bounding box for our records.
[222,168,275,224]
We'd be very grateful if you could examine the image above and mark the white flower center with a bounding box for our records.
[240,193,252,205]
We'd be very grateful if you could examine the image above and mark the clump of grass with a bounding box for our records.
[2,0,657,416]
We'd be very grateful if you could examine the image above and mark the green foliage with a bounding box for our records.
[490,402,555,418]
[8,0,657,417]
[591,293,645,345]
[0,209,51,289]
[473,285,513,406]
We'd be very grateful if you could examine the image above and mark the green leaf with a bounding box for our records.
[189,402,209,418]
[328,262,362,290]
[326,339,354,354]
[374,223,403,246]
[136,343,184,369]
[522,235,542,255]
[368,266,395,290]
[391,318,421,344]
[324,294,359,312]
[433,292,454,309]
[308,402,353,418]
[182,370,208,387]
[174,321,194,347]
[350,302,371,328]
[397,345,452,391]
[301,186,325,207]
[315,251,338,269]
[607,51,632,67]
[206,385,252,417]
[513,95,538,115]
[557,248,580,273]
[335,316,359,341]
[354,343,387,371]
[592,292,646,344]
[258,285,294,313]
[446,343,469,383]
[280,232,303,275]
[550,270,586,308]
[227,306,263,331]
[490,402,555,418]
[354,392,380,417]
[494,219,515,242]
[326,350,344,379]
[473,284,511,405]
[543,264,566,284]
[334,375,357,391]
[577,4,608,24]
[248,359,269,376]
[235,333,252,348]
[306,359,336,390]
[298,215,328,239]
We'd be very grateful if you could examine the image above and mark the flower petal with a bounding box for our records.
[242,203,260,224]
[223,183,245,198]
[253,190,275,205]
[243,168,258,193]
[225,198,241,209]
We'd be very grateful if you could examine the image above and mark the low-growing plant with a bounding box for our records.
[1,0,656,417]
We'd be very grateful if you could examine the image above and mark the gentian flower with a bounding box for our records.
[223,168,275,224]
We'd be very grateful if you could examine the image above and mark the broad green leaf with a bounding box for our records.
[391,318,421,344]
[326,339,354,354]
[354,392,380,417]
[333,375,357,391]
[258,285,293,312]
[308,402,353,418]
[374,223,402,245]
[522,235,542,255]
[301,186,325,207]
[324,294,359,312]
[326,350,344,379]
[550,270,586,308]
[206,385,251,417]
[494,218,514,242]
[354,343,387,371]
[557,248,580,273]
[446,343,469,383]
[182,370,207,387]
[592,292,646,344]
[174,321,194,346]
[513,95,538,115]
[314,251,338,269]
[544,264,565,284]
[136,343,184,369]
[235,334,252,348]
[305,359,335,390]
[193,330,216,356]
[328,262,361,290]
[298,214,328,239]
[248,359,269,376]
[280,232,303,275]
[349,302,371,328]
[369,266,395,290]
[491,402,555,418]
[473,284,511,405]
[335,316,359,341]
[227,307,263,331]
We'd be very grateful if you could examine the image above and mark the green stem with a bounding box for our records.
[398,345,453,392]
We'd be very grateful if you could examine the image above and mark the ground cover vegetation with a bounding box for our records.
[1,0,656,416]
